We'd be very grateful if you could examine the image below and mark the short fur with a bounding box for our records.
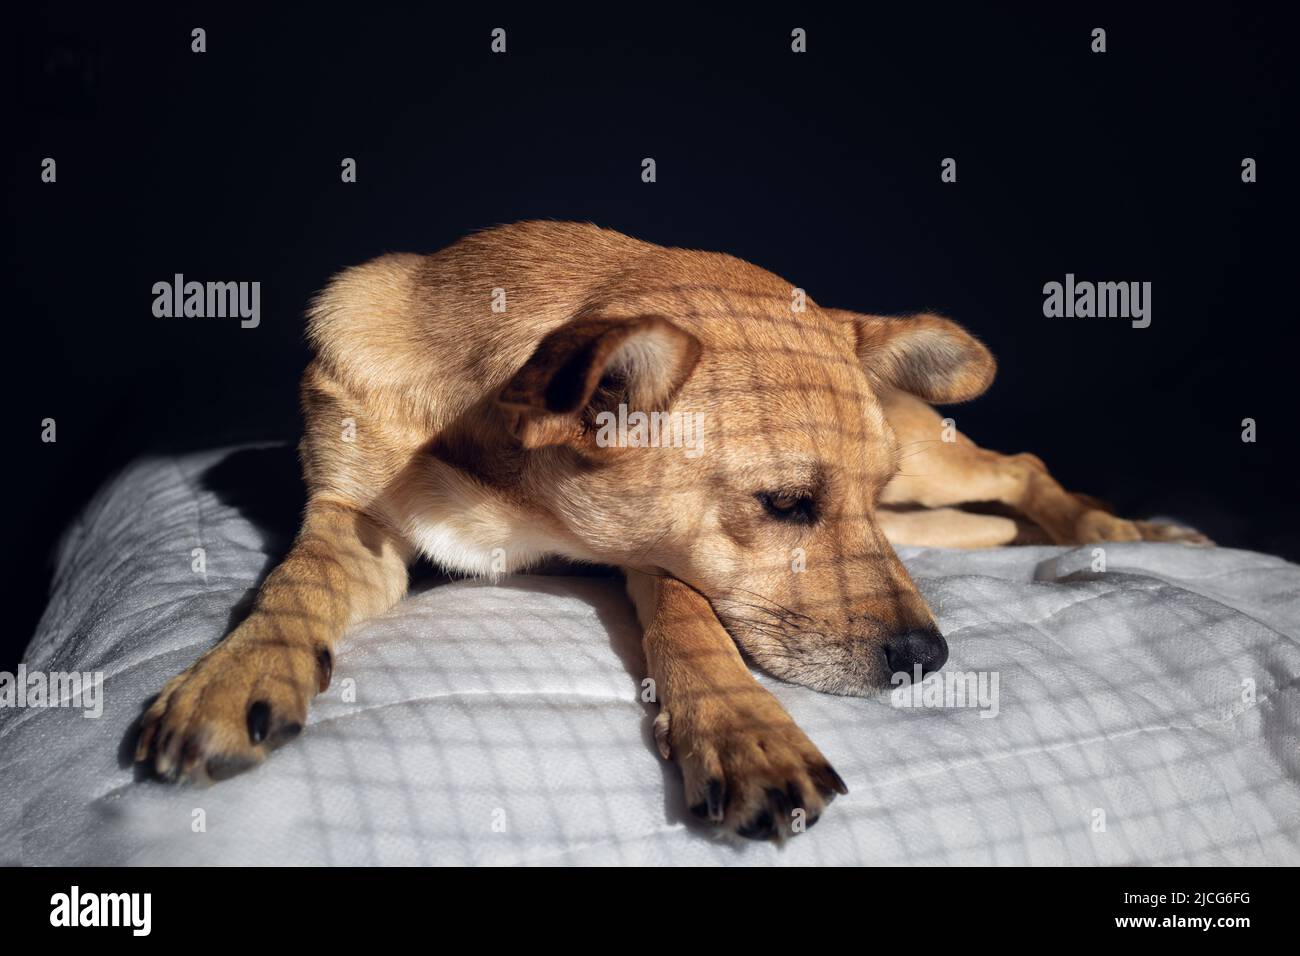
[136,222,1209,839]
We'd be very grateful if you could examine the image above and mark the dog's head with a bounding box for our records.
[497,258,994,695]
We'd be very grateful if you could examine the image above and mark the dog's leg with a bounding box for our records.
[136,500,410,782]
[624,570,847,840]
[877,506,1028,548]
[881,390,1211,546]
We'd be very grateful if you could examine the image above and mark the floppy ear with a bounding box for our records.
[497,314,702,448]
[838,311,996,404]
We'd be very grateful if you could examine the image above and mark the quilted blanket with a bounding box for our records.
[2,445,1298,865]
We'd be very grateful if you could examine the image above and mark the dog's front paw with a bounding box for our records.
[134,628,331,783]
[656,686,847,841]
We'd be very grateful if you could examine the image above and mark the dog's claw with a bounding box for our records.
[786,782,805,814]
[689,778,728,823]
[180,736,203,773]
[821,764,849,796]
[134,720,157,763]
[247,701,271,744]
[155,730,175,774]
[767,786,792,821]
[316,646,334,693]
[706,778,727,822]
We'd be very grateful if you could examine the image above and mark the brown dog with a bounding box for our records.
[135,221,1208,839]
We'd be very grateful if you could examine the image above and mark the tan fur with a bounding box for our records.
[136,222,1209,838]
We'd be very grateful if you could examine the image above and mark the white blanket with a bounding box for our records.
[3,445,1299,865]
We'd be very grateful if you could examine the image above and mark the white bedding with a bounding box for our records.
[2,445,1299,866]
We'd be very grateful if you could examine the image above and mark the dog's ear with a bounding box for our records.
[838,310,996,404]
[497,315,702,448]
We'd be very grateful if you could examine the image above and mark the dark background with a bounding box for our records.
[4,4,1294,671]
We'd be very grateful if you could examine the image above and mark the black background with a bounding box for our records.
[4,4,1295,671]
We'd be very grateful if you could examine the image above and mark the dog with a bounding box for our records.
[134,221,1209,839]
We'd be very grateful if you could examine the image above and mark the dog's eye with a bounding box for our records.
[756,491,817,524]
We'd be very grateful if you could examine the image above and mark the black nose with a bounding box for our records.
[884,627,949,680]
